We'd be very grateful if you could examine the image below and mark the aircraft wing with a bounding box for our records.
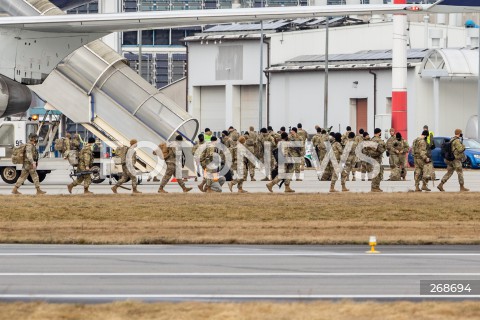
[0,5,423,33]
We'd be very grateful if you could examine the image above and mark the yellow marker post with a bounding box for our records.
[366,235,380,254]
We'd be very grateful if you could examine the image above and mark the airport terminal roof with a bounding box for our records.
[266,49,429,72]
[266,48,480,75]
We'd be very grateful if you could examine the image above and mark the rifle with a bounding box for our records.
[69,169,99,178]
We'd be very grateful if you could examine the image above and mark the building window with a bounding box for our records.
[142,30,154,45]
[123,31,138,45]
[155,30,171,45]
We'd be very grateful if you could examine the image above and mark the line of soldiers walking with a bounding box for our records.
[10,123,470,195]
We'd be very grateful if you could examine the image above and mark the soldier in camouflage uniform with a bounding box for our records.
[412,130,431,192]
[158,135,192,194]
[288,127,304,181]
[340,126,353,180]
[228,128,240,147]
[67,137,96,194]
[341,131,358,190]
[244,131,257,181]
[360,131,373,181]
[62,133,71,159]
[297,123,308,173]
[422,130,436,189]
[370,128,386,192]
[438,129,469,192]
[319,132,336,181]
[341,126,352,147]
[12,133,46,195]
[221,130,231,148]
[385,128,396,177]
[228,136,248,193]
[389,132,409,181]
[200,136,224,192]
[311,127,323,160]
[111,139,141,194]
[71,134,82,151]
[266,132,295,193]
[329,133,346,192]
[351,129,365,181]
[257,128,276,181]
[192,133,205,182]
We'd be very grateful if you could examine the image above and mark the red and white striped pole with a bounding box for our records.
[392,0,408,140]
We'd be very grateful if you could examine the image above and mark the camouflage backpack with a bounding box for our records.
[12,144,27,164]
[54,138,66,152]
[114,146,128,165]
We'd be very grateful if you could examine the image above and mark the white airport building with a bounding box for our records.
[185,15,480,140]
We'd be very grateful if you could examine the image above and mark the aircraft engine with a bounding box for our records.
[0,75,32,118]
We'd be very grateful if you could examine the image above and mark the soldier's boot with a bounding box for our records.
[237,187,248,193]
[261,177,270,181]
[371,188,383,193]
[11,187,21,195]
[437,182,445,192]
[198,181,206,193]
[84,187,93,195]
[352,174,356,181]
[341,183,349,192]
[250,176,256,181]
[36,188,46,195]
[67,183,74,194]
[415,185,422,192]
[132,186,142,194]
[111,185,118,194]
[422,183,431,192]
[329,186,338,193]
[158,187,168,194]
[460,184,470,192]
[284,185,295,193]
[228,180,237,192]
[266,182,274,193]
[182,186,193,193]
[147,177,152,182]
[153,177,160,182]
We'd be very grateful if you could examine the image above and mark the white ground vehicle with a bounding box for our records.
[0,118,109,184]
[0,119,54,184]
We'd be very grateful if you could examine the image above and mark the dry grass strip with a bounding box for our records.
[0,193,479,244]
[0,301,479,320]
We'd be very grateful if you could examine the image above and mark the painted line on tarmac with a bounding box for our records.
[0,294,479,300]
[0,253,479,256]
[0,273,479,276]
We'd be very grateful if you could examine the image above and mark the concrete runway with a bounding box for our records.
[0,244,479,302]
[1,167,480,195]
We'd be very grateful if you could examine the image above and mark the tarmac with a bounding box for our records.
[0,244,478,302]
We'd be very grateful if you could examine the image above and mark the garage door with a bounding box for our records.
[200,86,226,132]
[240,85,265,132]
